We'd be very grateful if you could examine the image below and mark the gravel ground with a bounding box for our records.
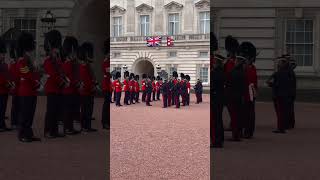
[0,97,108,180]
[211,102,320,180]
[110,94,210,180]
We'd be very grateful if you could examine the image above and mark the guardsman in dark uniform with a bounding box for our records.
[286,55,297,130]
[8,42,19,130]
[229,42,248,141]
[240,42,258,139]
[101,40,110,129]
[0,38,12,132]
[185,75,191,106]
[168,76,173,107]
[129,73,135,104]
[78,43,97,132]
[174,78,181,109]
[224,36,239,131]
[146,76,152,106]
[43,30,68,138]
[113,72,122,106]
[141,74,147,102]
[123,71,130,105]
[194,79,203,104]
[16,32,41,142]
[172,71,178,106]
[161,78,169,108]
[180,73,187,106]
[152,76,156,101]
[211,54,226,148]
[134,75,140,103]
[156,76,161,100]
[61,36,81,135]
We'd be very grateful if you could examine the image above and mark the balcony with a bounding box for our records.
[110,34,210,43]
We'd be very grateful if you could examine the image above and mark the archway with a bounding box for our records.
[70,0,108,81]
[134,59,155,78]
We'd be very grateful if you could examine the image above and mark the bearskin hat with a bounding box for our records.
[76,45,86,61]
[180,73,185,79]
[9,41,18,59]
[135,75,139,80]
[142,74,147,79]
[185,75,190,81]
[104,39,109,55]
[82,42,94,59]
[156,76,160,80]
[130,73,135,80]
[212,32,218,52]
[115,71,121,79]
[17,32,35,57]
[172,71,178,78]
[0,38,7,54]
[225,35,239,55]
[63,36,78,56]
[124,71,129,78]
[238,42,256,61]
[44,30,62,53]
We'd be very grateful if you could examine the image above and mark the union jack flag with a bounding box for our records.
[167,36,174,47]
[146,36,162,47]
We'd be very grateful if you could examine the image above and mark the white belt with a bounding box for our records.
[20,78,26,81]
[104,75,107,78]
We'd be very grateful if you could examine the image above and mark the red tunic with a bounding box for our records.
[156,81,160,91]
[187,82,191,94]
[224,58,236,82]
[101,59,110,93]
[129,79,135,92]
[141,80,146,91]
[123,80,129,92]
[9,62,19,95]
[0,63,9,94]
[109,79,113,92]
[113,80,122,93]
[152,81,156,92]
[79,63,95,96]
[135,80,140,92]
[16,57,39,96]
[244,64,258,102]
[61,60,79,95]
[43,57,65,94]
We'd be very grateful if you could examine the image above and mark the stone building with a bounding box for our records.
[0,0,108,80]
[110,0,210,86]
[214,0,320,89]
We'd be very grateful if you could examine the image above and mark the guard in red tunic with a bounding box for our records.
[16,32,41,142]
[129,73,135,104]
[113,72,122,106]
[8,42,19,129]
[152,76,156,101]
[172,71,179,107]
[224,35,239,131]
[43,30,68,138]
[101,40,110,129]
[0,38,12,132]
[161,78,169,108]
[134,75,140,103]
[61,36,81,135]
[146,76,152,106]
[156,76,161,100]
[141,74,147,102]
[78,43,97,132]
[168,76,173,106]
[185,75,191,106]
[123,71,130,105]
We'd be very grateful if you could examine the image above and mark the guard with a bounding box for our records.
[161,78,169,108]
[141,74,147,102]
[113,72,122,106]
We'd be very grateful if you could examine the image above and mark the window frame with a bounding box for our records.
[199,11,210,34]
[140,15,150,36]
[168,13,180,35]
[112,16,123,37]
[199,66,209,84]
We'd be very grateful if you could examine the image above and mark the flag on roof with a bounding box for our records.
[146,36,162,47]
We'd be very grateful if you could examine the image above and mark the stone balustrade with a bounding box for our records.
[110,34,210,43]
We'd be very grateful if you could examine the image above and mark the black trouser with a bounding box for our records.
[186,93,190,105]
[244,101,255,137]
[135,92,139,102]
[152,91,156,101]
[175,94,180,108]
[18,96,37,139]
[0,94,8,129]
[142,91,146,102]
[146,92,151,105]
[231,98,244,140]
[80,96,94,130]
[124,91,130,105]
[115,92,121,106]
[63,94,79,132]
[287,97,295,129]
[113,91,116,102]
[172,94,175,105]
[102,92,110,128]
[130,91,135,104]
[162,94,168,107]
[11,95,19,126]
[157,90,160,100]
[275,97,291,131]
[44,94,62,135]
[211,101,224,145]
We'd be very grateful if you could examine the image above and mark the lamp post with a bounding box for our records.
[156,64,161,75]
[40,10,56,34]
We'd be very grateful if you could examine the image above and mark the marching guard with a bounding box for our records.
[123,71,130,105]
[152,76,156,101]
[146,76,152,106]
[113,72,122,107]
[194,79,203,104]
[185,75,191,106]
[141,74,147,102]
[161,78,169,108]
[156,76,161,100]
[129,73,135,104]
[134,75,140,103]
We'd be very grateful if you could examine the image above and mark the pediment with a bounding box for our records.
[164,1,184,11]
[136,3,154,13]
[110,5,126,14]
[195,0,210,10]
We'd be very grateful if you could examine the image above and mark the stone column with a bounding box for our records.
[126,0,135,36]
[154,0,164,35]
[184,0,194,34]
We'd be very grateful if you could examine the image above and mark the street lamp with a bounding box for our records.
[41,10,56,34]
[156,64,161,74]
[123,64,128,71]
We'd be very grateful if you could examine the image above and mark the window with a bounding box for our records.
[168,66,177,76]
[113,17,122,37]
[199,51,208,57]
[286,19,313,67]
[199,67,208,83]
[140,15,150,36]
[168,51,177,58]
[14,18,37,38]
[168,13,179,35]
[199,11,210,34]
